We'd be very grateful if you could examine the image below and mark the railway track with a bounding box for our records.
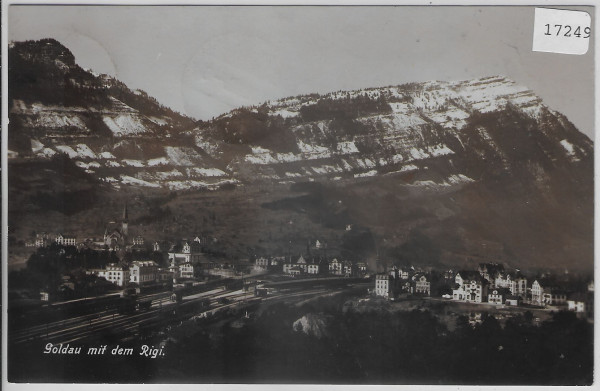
[10,288,249,346]
[10,278,368,346]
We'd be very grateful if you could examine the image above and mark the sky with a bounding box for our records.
[8,5,595,139]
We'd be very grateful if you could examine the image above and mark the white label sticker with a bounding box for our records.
[532,8,591,55]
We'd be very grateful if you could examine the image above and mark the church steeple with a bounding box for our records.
[122,202,129,238]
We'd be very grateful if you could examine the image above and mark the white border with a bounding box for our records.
[1,1,597,391]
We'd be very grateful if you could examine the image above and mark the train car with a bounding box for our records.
[136,299,152,311]
[7,298,45,324]
[222,278,243,291]
[254,287,274,297]
[117,296,137,314]
[121,286,140,297]
[53,294,124,318]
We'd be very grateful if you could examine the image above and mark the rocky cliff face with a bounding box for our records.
[9,39,592,193]
[196,75,591,189]
[8,39,233,191]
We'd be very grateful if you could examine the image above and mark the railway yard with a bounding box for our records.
[8,275,372,348]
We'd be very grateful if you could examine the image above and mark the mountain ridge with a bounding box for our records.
[7,38,594,271]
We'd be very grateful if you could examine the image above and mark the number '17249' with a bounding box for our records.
[544,24,591,38]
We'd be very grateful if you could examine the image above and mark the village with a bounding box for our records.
[18,203,594,323]
[7,202,595,386]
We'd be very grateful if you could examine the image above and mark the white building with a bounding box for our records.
[35,232,52,247]
[453,272,488,303]
[414,274,431,296]
[494,273,512,289]
[511,276,528,297]
[567,294,586,313]
[55,233,77,246]
[342,261,353,277]
[130,261,158,285]
[531,280,544,305]
[329,258,343,275]
[288,266,302,277]
[168,241,205,266]
[255,257,270,269]
[307,263,320,275]
[179,262,195,279]
[488,288,510,305]
[399,268,410,280]
[97,263,130,287]
[375,273,392,298]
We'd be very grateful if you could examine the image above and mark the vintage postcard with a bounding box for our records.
[2,2,595,388]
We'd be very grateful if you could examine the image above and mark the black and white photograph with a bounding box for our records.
[2,3,596,386]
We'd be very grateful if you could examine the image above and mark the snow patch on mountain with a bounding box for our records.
[195,135,221,156]
[76,144,96,159]
[409,148,429,160]
[103,115,148,136]
[105,160,122,167]
[446,174,475,185]
[120,175,160,188]
[165,146,197,166]
[148,116,169,125]
[363,112,427,131]
[188,167,228,177]
[426,108,470,129]
[336,141,359,154]
[165,179,239,191]
[356,158,376,169]
[154,170,183,180]
[560,139,580,161]
[55,145,79,158]
[31,139,44,153]
[76,161,101,169]
[297,141,331,159]
[98,151,116,159]
[354,170,378,178]
[13,101,90,130]
[38,148,56,158]
[245,151,278,165]
[341,159,353,171]
[121,159,145,167]
[312,164,343,175]
[148,157,169,166]
[430,144,454,157]
[272,108,299,118]
[276,152,302,163]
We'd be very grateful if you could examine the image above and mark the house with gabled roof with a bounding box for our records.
[414,273,431,296]
[488,287,510,305]
[329,258,343,275]
[532,278,568,306]
[283,254,310,275]
[453,271,489,303]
